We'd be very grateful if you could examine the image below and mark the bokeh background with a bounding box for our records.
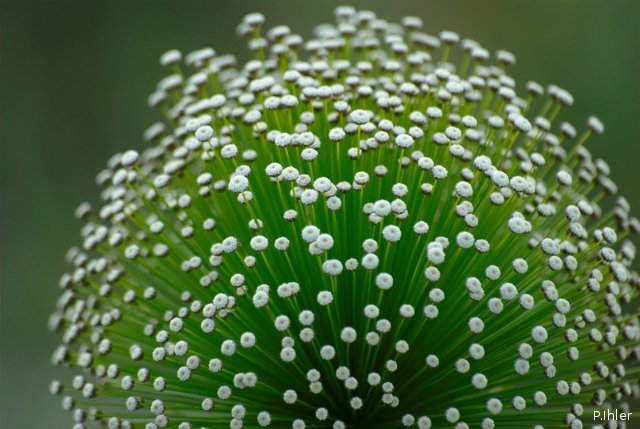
[1,0,638,428]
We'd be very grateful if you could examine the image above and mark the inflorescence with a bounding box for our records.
[50,7,639,429]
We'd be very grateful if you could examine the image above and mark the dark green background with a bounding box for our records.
[1,1,638,428]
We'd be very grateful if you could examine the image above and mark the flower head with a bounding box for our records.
[50,7,639,429]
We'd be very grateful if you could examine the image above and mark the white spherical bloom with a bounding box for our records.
[512,258,528,273]
[485,265,501,280]
[423,304,439,319]
[455,181,473,198]
[392,183,408,197]
[456,231,475,249]
[253,291,269,308]
[354,171,370,185]
[385,360,398,372]
[400,304,415,318]
[195,125,214,142]
[587,115,605,134]
[340,327,357,343]
[274,315,290,331]
[362,238,378,253]
[416,416,432,429]
[469,343,485,359]
[326,196,342,210]
[533,391,547,406]
[315,407,329,421]
[300,148,318,162]
[427,245,445,265]
[315,233,334,250]
[322,259,343,276]
[531,326,548,343]
[257,411,272,426]
[221,339,236,356]
[508,216,532,234]
[418,157,434,172]
[512,395,526,411]
[445,407,460,423]
[243,109,262,124]
[491,170,509,187]
[468,317,484,333]
[221,144,238,159]
[240,332,256,348]
[282,389,298,404]
[557,170,573,186]
[472,373,488,389]
[376,272,394,290]
[414,221,430,235]
[280,347,296,362]
[425,354,440,368]
[299,327,314,342]
[344,258,358,271]
[265,162,283,177]
[513,116,532,133]
[222,236,239,253]
[395,134,414,148]
[555,298,571,314]
[376,319,391,333]
[313,177,332,193]
[280,166,299,181]
[320,345,336,360]
[208,94,226,109]
[317,291,333,306]
[120,150,139,167]
[499,283,518,300]
[329,127,346,142]
[300,189,319,205]
[274,237,290,251]
[306,369,320,383]
[250,235,269,252]
[227,175,249,193]
[169,317,184,332]
[518,343,533,359]
[277,282,295,298]
[361,253,379,269]
[296,310,314,327]
[514,358,530,375]
[364,304,380,319]
[391,199,407,213]
[302,225,320,243]
[425,289,444,305]
[349,109,372,124]
[487,398,502,414]
[401,414,415,427]
[424,267,441,282]
[445,126,462,141]
[367,372,381,386]
[382,225,402,242]
[373,200,392,216]
[230,273,245,287]
[350,397,363,410]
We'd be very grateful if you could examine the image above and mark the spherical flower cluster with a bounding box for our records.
[50,7,639,429]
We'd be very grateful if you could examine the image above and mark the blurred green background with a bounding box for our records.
[1,0,638,428]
